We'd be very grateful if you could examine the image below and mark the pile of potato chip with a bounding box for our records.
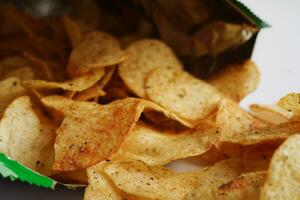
[0,1,300,200]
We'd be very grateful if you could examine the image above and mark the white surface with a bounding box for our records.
[240,0,300,108]
[1,1,300,199]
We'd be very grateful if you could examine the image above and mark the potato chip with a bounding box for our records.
[74,67,116,101]
[42,95,192,128]
[250,104,293,125]
[242,144,278,172]
[112,120,219,165]
[0,77,28,117]
[67,31,125,77]
[62,15,82,48]
[198,146,228,165]
[118,39,182,98]
[185,159,243,199]
[208,60,260,102]
[41,97,143,171]
[0,96,56,175]
[103,160,198,200]
[98,66,116,89]
[216,98,265,140]
[52,169,88,184]
[215,98,268,157]
[141,99,193,128]
[74,84,106,101]
[261,134,300,200]
[146,67,221,125]
[277,93,300,118]
[85,161,145,200]
[222,121,300,145]
[23,68,105,92]
[213,171,265,200]
[85,162,123,200]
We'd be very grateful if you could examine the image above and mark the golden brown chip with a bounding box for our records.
[250,104,293,125]
[261,134,300,200]
[23,68,105,92]
[215,98,268,157]
[85,162,123,200]
[112,120,219,165]
[214,171,265,200]
[242,144,278,172]
[85,161,145,200]
[98,66,116,89]
[222,121,300,145]
[0,96,56,175]
[141,99,193,128]
[216,98,265,140]
[0,77,28,117]
[103,160,198,200]
[67,31,125,77]
[277,93,300,118]
[118,39,182,97]
[198,146,228,165]
[146,67,221,125]
[185,159,243,199]
[208,60,260,102]
[74,84,106,101]
[41,97,143,171]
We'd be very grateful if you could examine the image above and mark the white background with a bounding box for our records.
[1,1,300,199]
[240,0,300,108]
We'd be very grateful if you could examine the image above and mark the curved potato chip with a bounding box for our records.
[0,96,56,175]
[0,77,28,117]
[112,121,219,165]
[215,98,268,157]
[185,159,243,199]
[277,93,300,118]
[261,134,300,200]
[242,144,277,172]
[208,60,260,102]
[74,84,106,101]
[74,67,116,101]
[222,121,300,145]
[213,171,265,200]
[67,31,125,77]
[41,97,143,171]
[146,67,221,125]
[119,39,182,97]
[85,164,122,200]
[216,98,265,140]
[103,160,197,200]
[42,95,192,128]
[85,161,147,200]
[250,104,293,125]
[98,66,116,89]
[141,99,193,128]
[23,68,105,92]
